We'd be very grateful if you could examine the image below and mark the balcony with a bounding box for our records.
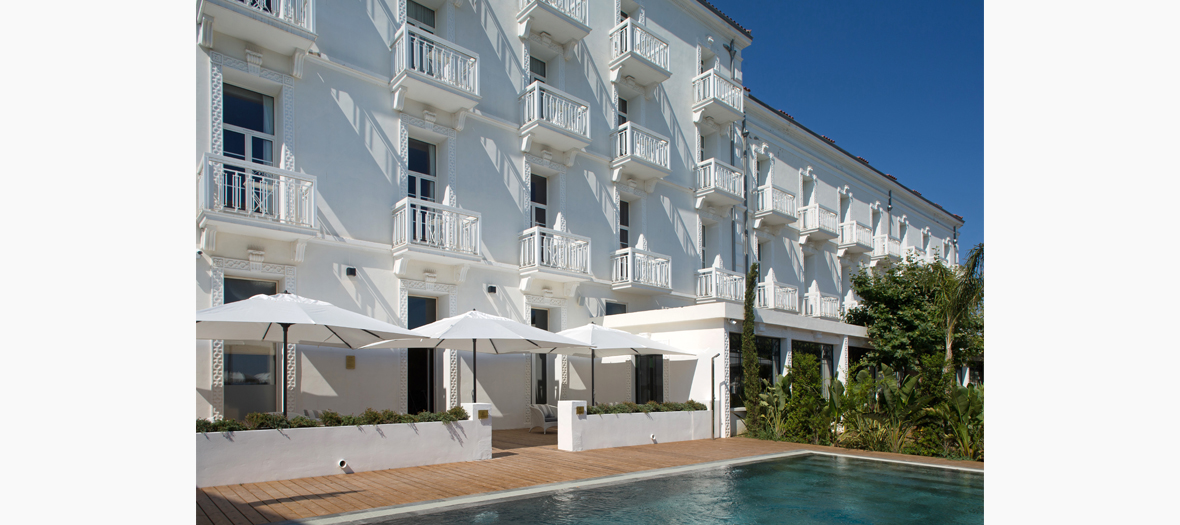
[871,234,902,262]
[519,227,592,282]
[391,197,481,265]
[838,222,873,254]
[696,267,745,304]
[611,247,672,294]
[198,0,316,56]
[519,81,591,154]
[692,68,743,126]
[756,281,800,314]
[611,122,670,189]
[695,159,745,211]
[798,204,839,242]
[517,0,590,52]
[197,153,316,241]
[752,185,797,229]
[804,292,842,321]
[390,24,480,114]
[608,18,671,89]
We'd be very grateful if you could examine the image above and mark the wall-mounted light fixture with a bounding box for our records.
[486,285,497,294]
[345,267,357,277]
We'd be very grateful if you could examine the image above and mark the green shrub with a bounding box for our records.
[319,410,344,426]
[585,401,708,415]
[245,412,291,430]
[196,419,216,433]
[288,416,320,428]
[447,406,469,421]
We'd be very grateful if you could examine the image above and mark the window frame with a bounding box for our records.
[221,84,277,167]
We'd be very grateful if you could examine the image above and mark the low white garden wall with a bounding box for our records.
[196,403,491,487]
[557,400,712,452]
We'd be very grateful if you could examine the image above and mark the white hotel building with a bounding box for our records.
[194,0,965,437]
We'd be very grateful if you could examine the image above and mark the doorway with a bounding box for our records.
[634,355,663,404]
[223,277,279,421]
[407,296,438,414]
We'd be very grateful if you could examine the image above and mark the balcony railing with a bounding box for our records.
[392,23,479,96]
[613,122,669,169]
[519,227,591,275]
[696,159,744,198]
[756,281,799,313]
[519,0,587,25]
[612,247,671,289]
[609,18,670,71]
[200,153,315,228]
[805,292,841,320]
[873,234,902,258]
[520,81,590,140]
[692,68,743,113]
[392,197,480,256]
[754,186,797,217]
[696,267,745,302]
[800,204,838,235]
[840,222,873,247]
[233,0,313,31]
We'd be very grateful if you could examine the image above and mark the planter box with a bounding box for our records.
[557,400,712,452]
[196,403,491,487]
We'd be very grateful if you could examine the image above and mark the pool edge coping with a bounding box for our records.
[278,449,983,524]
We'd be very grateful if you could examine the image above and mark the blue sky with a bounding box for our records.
[710,0,983,255]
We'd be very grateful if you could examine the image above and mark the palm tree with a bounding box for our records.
[930,243,984,375]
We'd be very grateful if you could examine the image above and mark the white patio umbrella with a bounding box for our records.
[555,323,696,406]
[363,310,592,403]
[196,293,427,416]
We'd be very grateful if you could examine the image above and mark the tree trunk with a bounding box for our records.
[943,319,955,376]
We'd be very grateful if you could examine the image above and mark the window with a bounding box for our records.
[619,10,629,22]
[604,302,627,316]
[792,341,834,399]
[619,200,630,249]
[617,97,629,127]
[407,0,436,32]
[407,296,438,414]
[757,241,769,281]
[531,174,548,227]
[533,354,548,404]
[729,333,781,408]
[221,84,277,215]
[223,277,279,421]
[530,308,549,331]
[407,138,436,202]
[530,57,547,84]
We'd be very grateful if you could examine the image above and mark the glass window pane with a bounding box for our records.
[225,344,274,385]
[223,277,277,304]
[223,84,274,134]
[408,138,434,175]
[530,57,547,79]
[533,206,546,228]
[619,228,628,249]
[407,296,438,329]
[619,201,630,226]
[531,174,548,205]
[223,130,246,161]
[605,302,627,316]
[531,308,549,331]
[407,0,436,28]
[420,178,435,202]
[618,98,628,114]
[252,136,274,166]
[409,175,418,198]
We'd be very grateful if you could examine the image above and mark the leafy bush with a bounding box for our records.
[288,416,319,428]
[447,406,470,421]
[197,406,472,432]
[587,401,708,415]
[196,418,248,433]
[246,412,291,430]
[319,410,344,426]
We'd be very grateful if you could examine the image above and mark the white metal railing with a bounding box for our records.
[612,247,671,289]
[392,197,480,256]
[696,267,745,302]
[692,68,743,113]
[805,292,841,320]
[609,18,670,71]
[873,235,902,258]
[520,81,590,140]
[519,0,587,25]
[200,153,315,228]
[840,222,873,247]
[754,185,797,217]
[233,0,314,32]
[392,23,479,96]
[696,159,744,198]
[613,122,669,169]
[519,227,591,274]
[756,281,799,313]
[800,204,838,235]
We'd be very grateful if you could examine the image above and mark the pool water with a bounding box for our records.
[378,454,983,524]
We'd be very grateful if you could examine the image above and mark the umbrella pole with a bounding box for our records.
[472,338,477,404]
[280,323,292,419]
[589,321,595,408]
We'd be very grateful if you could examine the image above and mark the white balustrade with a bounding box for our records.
[756,281,799,313]
[612,248,671,289]
[519,0,587,25]
[613,122,669,169]
[755,185,797,217]
[234,0,313,31]
[519,227,591,274]
[873,235,902,258]
[800,204,838,235]
[840,222,873,247]
[692,68,743,113]
[392,24,479,96]
[609,18,670,71]
[696,267,745,302]
[805,292,842,320]
[200,154,315,228]
[696,159,745,198]
[392,197,481,256]
[520,81,590,140]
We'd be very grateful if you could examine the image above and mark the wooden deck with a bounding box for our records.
[197,429,983,524]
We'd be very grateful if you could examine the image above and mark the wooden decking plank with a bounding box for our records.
[265,479,335,518]
[201,486,253,525]
[283,477,351,516]
[240,482,303,521]
[196,488,235,525]
[300,475,390,512]
[216,484,278,525]
[288,476,369,515]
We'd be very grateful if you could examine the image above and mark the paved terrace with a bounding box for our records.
[196,429,984,524]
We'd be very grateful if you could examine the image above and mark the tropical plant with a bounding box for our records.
[757,374,790,438]
[927,383,984,460]
[927,243,984,374]
[741,262,762,427]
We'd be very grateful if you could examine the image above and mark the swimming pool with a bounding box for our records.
[368,453,983,524]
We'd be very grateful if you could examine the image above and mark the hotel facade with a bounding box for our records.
[194,0,965,437]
